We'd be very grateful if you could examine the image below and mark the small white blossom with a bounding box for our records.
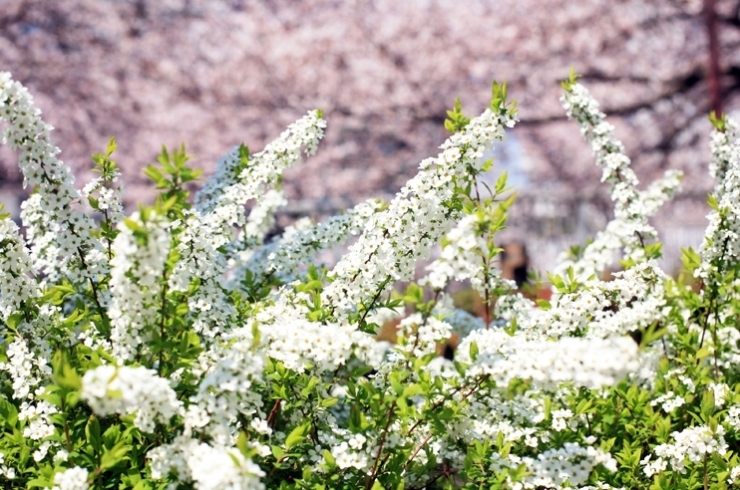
[81,365,183,432]
[52,467,90,490]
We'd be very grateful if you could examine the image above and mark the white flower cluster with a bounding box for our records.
[698,117,740,280]
[317,426,373,472]
[148,436,265,490]
[186,327,265,443]
[0,452,16,479]
[530,261,667,339]
[642,425,728,476]
[239,188,287,250]
[236,198,383,284]
[729,466,740,486]
[1,337,50,400]
[421,213,515,295]
[558,83,681,280]
[457,328,639,390]
[52,467,89,490]
[0,217,39,320]
[709,118,740,187]
[196,111,325,218]
[169,212,235,339]
[435,297,486,337]
[171,111,325,338]
[710,382,730,407]
[263,318,353,373]
[323,106,516,318]
[108,211,170,361]
[82,172,125,239]
[725,405,740,432]
[494,292,537,328]
[396,313,454,357]
[639,170,683,217]
[650,391,686,413]
[511,442,617,488]
[20,399,58,441]
[0,72,105,287]
[556,170,681,281]
[81,365,183,432]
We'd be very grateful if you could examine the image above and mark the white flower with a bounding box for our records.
[148,436,265,490]
[557,83,681,280]
[108,211,170,361]
[650,425,728,474]
[81,365,183,432]
[697,117,740,280]
[457,329,640,390]
[323,103,515,320]
[250,418,272,436]
[52,467,90,490]
[0,72,107,289]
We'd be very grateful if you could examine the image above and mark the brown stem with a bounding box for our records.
[404,433,433,470]
[77,247,106,319]
[365,401,397,490]
[408,463,455,490]
[267,398,282,427]
[406,374,488,436]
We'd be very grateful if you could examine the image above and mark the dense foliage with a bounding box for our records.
[0,69,739,489]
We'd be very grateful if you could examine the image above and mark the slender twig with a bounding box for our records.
[408,463,455,490]
[358,277,391,328]
[365,401,397,490]
[77,246,106,319]
[404,433,433,470]
[406,374,488,436]
[267,398,282,427]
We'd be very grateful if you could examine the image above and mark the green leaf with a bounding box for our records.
[285,423,309,450]
[143,165,165,185]
[100,440,131,470]
[709,111,727,132]
[681,247,701,271]
[469,341,479,362]
[320,397,339,408]
[323,449,336,467]
[701,390,715,421]
[86,415,102,452]
[271,445,284,460]
[494,171,508,194]
[712,451,728,470]
[6,312,24,332]
[236,431,249,456]
[575,398,593,416]
[401,384,423,399]
[52,351,82,391]
[696,347,712,359]
[123,217,145,233]
[707,193,719,211]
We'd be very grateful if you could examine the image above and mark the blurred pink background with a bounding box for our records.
[2,0,737,272]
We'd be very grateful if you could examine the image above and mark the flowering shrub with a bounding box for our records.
[0,68,739,489]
